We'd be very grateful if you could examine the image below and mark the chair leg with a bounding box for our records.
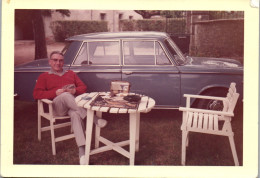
[186,133,189,147]
[181,130,188,165]
[228,136,239,166]
[38,115,41,141]
[50,120,56,155]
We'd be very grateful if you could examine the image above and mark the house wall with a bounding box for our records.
[44,10,143,41]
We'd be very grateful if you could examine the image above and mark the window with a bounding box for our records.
[74,41,120,65]
[100,13,106,20]
[119,13,123,20]
[123,41,171,65]
[155,42,171,65]
[74,43,88,65]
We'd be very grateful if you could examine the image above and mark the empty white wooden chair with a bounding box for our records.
[38,99,75,155]
[179,82,240,166]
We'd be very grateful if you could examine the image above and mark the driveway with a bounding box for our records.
[14,40,66,66]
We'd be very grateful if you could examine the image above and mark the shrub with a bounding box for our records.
[119,18,186,34]
[50,20,108,42]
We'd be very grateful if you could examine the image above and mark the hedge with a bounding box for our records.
[50,20,108,42]
[119,18,186,34]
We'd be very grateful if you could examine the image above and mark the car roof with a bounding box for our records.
[66,31,169,41]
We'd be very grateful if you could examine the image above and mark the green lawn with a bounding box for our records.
[13,100,243,166]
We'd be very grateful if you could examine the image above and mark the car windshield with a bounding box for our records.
[164,38,186,65]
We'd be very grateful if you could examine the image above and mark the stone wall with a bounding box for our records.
[189,19,244,63]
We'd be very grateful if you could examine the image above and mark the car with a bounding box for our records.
[14,31,243,110]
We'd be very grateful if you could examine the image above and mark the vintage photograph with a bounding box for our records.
[1,0,259,177]
[13,9,244,166]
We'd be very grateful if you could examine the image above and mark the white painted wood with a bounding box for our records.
[84,109,95,165]
[98,106,109,112]
[95,112,102,148]
[213,114,219,130]
[75,93,88,104]
[83,92,99,109]
[55,134,75,142]
[208,114,214,130]
[203,114,209,130]
[187,112,193,128]
[138,96,148,112]
[91,138,130,156]
[192,112,198,128]
[118,108,128,113]
[37,99,74,156]
[184,94,226,101]
[146,98,156,112]
[129,112,137,165]
[128,109,137,113]
[76,91,155,165]
[198,113,203,129]
[109,107,120,113]
[179,107,234,117]
[180,82,240,166]
[135,112,141,152]
[91,106,101,111]
[98,136,130,158]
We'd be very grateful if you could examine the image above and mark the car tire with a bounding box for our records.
[196,89,228,110]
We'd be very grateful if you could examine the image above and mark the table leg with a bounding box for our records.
[95,111,102,148]
[84,109,94,165]
[129,112,138,165]
[135,112,140,152]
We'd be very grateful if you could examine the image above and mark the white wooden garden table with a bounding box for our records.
[75,92,155,165]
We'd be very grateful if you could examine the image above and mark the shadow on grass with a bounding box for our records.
[13,100,243,166]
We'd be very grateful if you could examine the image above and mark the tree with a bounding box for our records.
[134,10,187,19]
[15,9,70,60]
[134,10,161,19]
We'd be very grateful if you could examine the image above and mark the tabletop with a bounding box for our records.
[75,92,155,114]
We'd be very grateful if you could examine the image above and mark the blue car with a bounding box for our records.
[14,31,243,110]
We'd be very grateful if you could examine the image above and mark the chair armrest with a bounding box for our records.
[179,107,234,117]
[40,99,53,104]
[183,94,226,101]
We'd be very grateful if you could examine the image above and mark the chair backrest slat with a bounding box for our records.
[224,83,239,113]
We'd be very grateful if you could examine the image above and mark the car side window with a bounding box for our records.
[89,41,120,65]
[74,41,120,65]
[74,43,88,65]
[123,41,171,65]
[155,42,171,65]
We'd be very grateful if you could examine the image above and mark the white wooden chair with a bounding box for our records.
[179,82,240,166]
[38,99,75,155]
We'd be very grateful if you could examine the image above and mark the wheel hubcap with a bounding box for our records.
[208,100,223,111]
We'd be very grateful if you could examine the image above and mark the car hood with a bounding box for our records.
[186,56,243,68]
[15,58,50,69]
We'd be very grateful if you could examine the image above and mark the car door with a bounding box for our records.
[121,40,181,108]
[69,40,122,92]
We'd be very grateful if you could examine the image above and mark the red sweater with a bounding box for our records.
[33,70,87,100]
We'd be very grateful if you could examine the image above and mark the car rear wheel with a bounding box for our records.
[196,89,228,110]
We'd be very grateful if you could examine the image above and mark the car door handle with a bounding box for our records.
[123,71,133,75]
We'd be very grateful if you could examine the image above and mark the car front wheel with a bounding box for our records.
[196,89,228,111]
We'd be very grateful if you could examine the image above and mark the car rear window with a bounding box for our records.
[73,41,120,65]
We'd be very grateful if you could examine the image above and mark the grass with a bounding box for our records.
[13,100,243,166]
